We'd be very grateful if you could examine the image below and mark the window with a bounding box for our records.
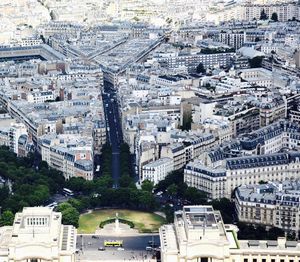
[253,259,257,262]
[244,259,248,262]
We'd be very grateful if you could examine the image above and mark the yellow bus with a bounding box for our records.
[104,240,123,247]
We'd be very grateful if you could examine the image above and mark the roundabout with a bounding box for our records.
[78,209,166,234]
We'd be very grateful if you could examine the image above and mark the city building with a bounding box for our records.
[9,122,27,156]
[160,205,300,262]
[0,206,77,262]
[141,157,174,185]
[184,121,300,199]
[235,181,300,234]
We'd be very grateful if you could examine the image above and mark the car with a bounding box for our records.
[92,235,99,239]
[117,247,124,251]
[98,247,105,251]
[46,202,58,208]
[146,246,152,251]
[88,242,92,245]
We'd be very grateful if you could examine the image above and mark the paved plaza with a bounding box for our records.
[76,234,160,261]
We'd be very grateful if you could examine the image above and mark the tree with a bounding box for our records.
[0,210,14,226]
[184,187,207,205]
[58,202,79,227]
[249,56,264,68]
[141,180,154,193]
[271,12,278,22]
[260,9,268,20]
[155,169,184,193]
[138,191,156,211]
[259,180,267,184]
[167,184,178,197]
[0,186,9,203]
[61,207,80,227]
[65,177,86,193]
[255,37,260,42]
[211,198,235,223]
[196,63,206,74]
[119,175,134,188]
[164,204,174,223]
[94,176,113,190]
[68,198,85,212]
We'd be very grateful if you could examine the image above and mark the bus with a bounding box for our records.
[104,240,123,247]
[63,188,74,196]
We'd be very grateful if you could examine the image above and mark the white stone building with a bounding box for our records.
[141,157,174,185]
[160,205,300,262]
[9,122,27,156]
[0,207,76,262]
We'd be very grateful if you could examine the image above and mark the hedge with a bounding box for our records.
[99,218,134,228]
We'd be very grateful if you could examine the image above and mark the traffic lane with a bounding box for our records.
[107,114,120,147]
[77,235,160,251]
[49,194,70,204]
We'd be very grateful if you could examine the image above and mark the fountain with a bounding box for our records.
[115,212,120,232]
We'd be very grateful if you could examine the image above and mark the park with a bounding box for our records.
[78,209,166,234]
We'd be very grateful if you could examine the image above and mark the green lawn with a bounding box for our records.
[78,209,166,234]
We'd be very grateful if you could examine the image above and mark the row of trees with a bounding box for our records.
[100,143,112,177]
[58,142,159,226]
[60,176,157,226]
[119,143,136,187]
[260,10,278,22]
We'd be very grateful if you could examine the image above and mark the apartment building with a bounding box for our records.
[39,134,94,180]
[153,52,234,72]
[27,90,55,104]
[211,1,300,23]
[240,2,299,22]
[161,134,217,171]
[184,121,300,199]
[160,205,300,262]
[239,68,273,88]
[141,157,174,185]
[9,122,27,155]
[219,31,245,49]
[235,181,300,234]
[0,207,76,262]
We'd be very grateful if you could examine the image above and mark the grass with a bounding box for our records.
[78,209,166,234]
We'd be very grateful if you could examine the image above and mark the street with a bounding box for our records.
[102,81,123,187]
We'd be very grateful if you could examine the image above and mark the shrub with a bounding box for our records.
[99,218,134,228]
